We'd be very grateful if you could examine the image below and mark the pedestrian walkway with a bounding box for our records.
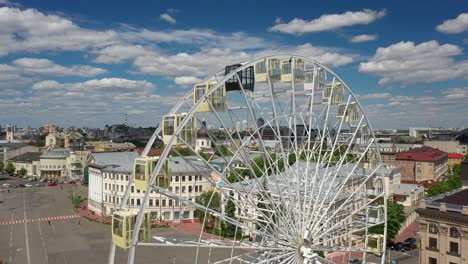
[0,214,80,226]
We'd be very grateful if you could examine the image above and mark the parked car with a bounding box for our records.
[68,180,76,185]
[10,184,18,188]
[25,184,33,188]
[387,241,396,250]
[404,237,417,250]
[348,258,361,264]
[394,242,406,252]
[35,183,44,187]
[18,184,25,188]
[48,182,58,187]
[2,183,10,188]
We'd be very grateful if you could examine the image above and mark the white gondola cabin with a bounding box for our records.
[322,82,345,104]
[338,102,359,122]
[193,82,226,112]
[134,156,171,191]
[280,58,305,82]
[112,211,151,249]
[368,205,385,224]
[162,113,196,146]
[254,59,281,83]
[367,234,384,256]
[304,67,327,91]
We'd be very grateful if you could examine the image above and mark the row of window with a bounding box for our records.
[151,211,192,220]
[42,164,66,169]
[104,182,205,195]
[428,223,460,238]
[104,195,197,207]
[428,237,460,255]
[103,174,204,183]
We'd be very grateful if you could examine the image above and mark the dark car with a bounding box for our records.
[394,242,406,252]
[19,184,25,188]
[404,238,417,250]
[347,258,361,264]
[387,241,396,250]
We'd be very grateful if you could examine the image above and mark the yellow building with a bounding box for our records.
[84,141,136,152]
[448,153,464,173]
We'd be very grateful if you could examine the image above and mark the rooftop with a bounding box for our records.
[396,146,447,161]
[394,183,422,195]
[448,152,464,159]
[435,188,468,207]
[89,151,139,172]
[41,148,70,159]
[8,152,42,163]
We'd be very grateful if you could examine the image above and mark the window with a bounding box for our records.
[450,227,460,238]
[182,186,186,193]
[156,199,160,206]
[162,199,166,207]
[105,183,107,190]
[189,176,192,181]
[131,186,134,193]
[428,257,437,264]
[176,186,179,193]
[182,176,186,182]
[195,186,198,192]
[189,186,193,193]
[175,176,179,182]
[137,199,141,206]
[429,223,438,234]
[449,242,458,254]
[429,237,437,250]
[199,185,203,192]
[131,199,134,206]
[163,212,170,220]
[169,199,173,206]
[149,199,153,206]
[183,211,190,219]
[174,211,180,219]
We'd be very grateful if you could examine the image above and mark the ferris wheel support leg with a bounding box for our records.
[108,244,116,264]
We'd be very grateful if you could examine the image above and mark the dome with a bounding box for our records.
[197,127,209,139]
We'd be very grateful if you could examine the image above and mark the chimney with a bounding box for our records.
[439,202,447,212]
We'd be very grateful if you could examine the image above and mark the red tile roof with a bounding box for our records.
[135,148,164,157]
[448,152,464,159]
[396,146,447,162]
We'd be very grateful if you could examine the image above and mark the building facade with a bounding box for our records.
[46,132,84,151]
[393,183,425,207]
[84,141,136,152]
[39,149,89,181]
[8,152,42,177]
[395,146,448,184]
[424,140,468,155]
[0,141,40,163]
[417,189,468,264]
[448,153,464,173]
[88,153,213,223]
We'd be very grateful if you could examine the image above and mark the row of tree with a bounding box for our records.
[427,163,463,197]
[0,161,27,176]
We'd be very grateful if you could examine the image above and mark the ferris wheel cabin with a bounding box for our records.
[322,82,345,104]
[254,58,281,82]
[338,102,360,123]
[367,234,385,256]
[280,58,305,82]
[112,211,151,249]
[304,67,327,91]
[134,156,171,191]
[162,113,196,146]
[224,64,255,92]
[193,82,226,112]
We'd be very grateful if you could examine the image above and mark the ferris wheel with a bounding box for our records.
[109,55,387,264]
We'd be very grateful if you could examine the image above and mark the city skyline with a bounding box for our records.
[0,0,467,128]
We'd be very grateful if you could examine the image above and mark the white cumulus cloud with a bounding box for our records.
[160,13,176,24]
[436,13,468,34]
[359,40,468,84]
[174,76,202,86]
[350,34,377,43]
[12,58,107,77]
[269,9,386,35]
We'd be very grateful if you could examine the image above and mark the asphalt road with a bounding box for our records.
[0,177,244,264]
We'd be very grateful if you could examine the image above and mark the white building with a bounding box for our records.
[394,183,425,207]
[88,153,214,223]
[39,149,88,181]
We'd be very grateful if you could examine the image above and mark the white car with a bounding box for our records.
[2,183,10,188]
[25,184,33,188]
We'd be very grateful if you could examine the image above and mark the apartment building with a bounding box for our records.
[46,132,84,151]
[84,141,136,152]
[417,189,468,264]
[395,146,448,184]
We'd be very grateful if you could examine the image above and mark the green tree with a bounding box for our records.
[4,162,15,175]
[19,168,27,176]
[0,160,4,172]
[199,151,210,161]
[196,191,221,229]
[224,191,237,237]
[173,147,192,156]
[369,199,405,241]
[215,145,232,157]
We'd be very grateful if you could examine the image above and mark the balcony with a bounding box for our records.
[446,251,461,257]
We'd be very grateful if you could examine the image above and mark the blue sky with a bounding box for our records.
[0,0,467,129]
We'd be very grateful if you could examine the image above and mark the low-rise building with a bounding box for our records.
[424,140,468,155]
[0,141,40,163]
[8,152,42,177]
[417,189,468,264]
[84,141,136,152]
[396,146,448,184]
[46,132,84,151]
[393,183,425,207]
[87,153,213,222]
[39,149,89,181]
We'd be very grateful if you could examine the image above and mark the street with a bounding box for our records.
[0,178,243,264]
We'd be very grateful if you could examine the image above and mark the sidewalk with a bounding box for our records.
[77,201,111,224]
